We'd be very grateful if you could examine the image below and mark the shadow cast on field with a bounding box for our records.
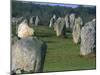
[36,34,55,38]
[44,40,56,43]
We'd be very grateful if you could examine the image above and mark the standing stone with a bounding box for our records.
[54,17,66,37]
[12,16,24,37]
[69,13,75,30]
[12,17,24,25]
[17,17,24,24]
[30,16,34,25]
[72,16,83,44]
[12,17,17,25]
[29,16,36,26]
[11,37,47,74]
[17,19,35,38]
[80,19,96,56]
[65,15,69,29]
[49,18,54,28]
[35,16,39,26]
[49,14,56,28]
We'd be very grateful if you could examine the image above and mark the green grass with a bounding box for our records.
[33,25,96,72]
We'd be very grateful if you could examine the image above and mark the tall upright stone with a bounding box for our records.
[49,14,56,28]
[29,16,35,26]
[35,16,39,26]
[69,13,75,30]
[12,17,17,25]
[30,16,34,25]
[80,19,96,56]
[54,17,66,37]
[65,15,69,29]
[72,16,83,44]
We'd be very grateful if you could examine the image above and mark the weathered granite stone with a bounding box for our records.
[11,37,47,74]
[29,16,36,27]
[54,17,66,37]
[80,19,96,56]
[65,15,69,29]
[49,14,56,28]
[69,13,75,30]
[72,16,83,44]
[35,16,39,26]
[17,19,35,38]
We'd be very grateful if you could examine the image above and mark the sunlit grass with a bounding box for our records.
[33,25,96,72]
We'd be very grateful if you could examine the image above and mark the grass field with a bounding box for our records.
[33,25,96,72]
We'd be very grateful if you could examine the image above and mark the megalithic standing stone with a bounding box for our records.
[54,17,65,37]
[49,18,54,28]
[72,16,83,44]
[69,13,75,30]
[30,16,34,24]
[30,16,35,27]
[49,14,56,28]
[35,16,39,26]
[80,19,96,56]
[65,15,69,29]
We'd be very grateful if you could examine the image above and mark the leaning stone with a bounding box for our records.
[11,37,47,74]
[80,19,96,56]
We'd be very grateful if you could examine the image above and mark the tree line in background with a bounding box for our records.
[11,0,96,25]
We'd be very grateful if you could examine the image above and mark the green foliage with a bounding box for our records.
[11,1,96,25]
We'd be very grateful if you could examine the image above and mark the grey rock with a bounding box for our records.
[29,16,36,26]
[65,15,69,29]
[49,14,56,28]
[69,13,75,30]
[12,17,24,25]
[72,16,83,44]
[17,19,35,38]
[80,19,96,56]
[35,16,40,26]
[11,37,47,73]
[54,17,66,37]
[11,17,17,25]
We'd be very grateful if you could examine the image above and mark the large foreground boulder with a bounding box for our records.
[53,17,66,37]
[11,37,47,74]
[72,16,83,44]
[80,19,96,56]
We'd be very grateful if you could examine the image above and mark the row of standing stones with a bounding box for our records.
[50,14,96,56]
[11,14,96,74]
